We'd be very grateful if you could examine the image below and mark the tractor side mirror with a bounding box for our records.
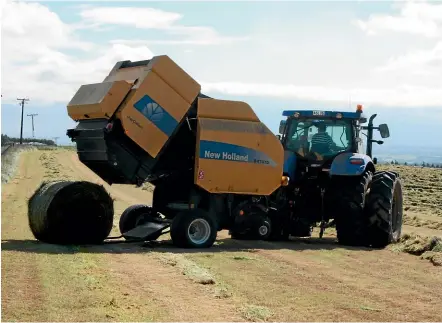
[279,120,287,134]
[378,124,390,138]
[276,134,281,141]
[373,157,378,164]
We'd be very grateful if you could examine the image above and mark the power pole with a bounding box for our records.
[27,113,38,138]
[17,98,29,144]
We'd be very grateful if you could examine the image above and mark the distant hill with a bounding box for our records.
[372,144,442,166]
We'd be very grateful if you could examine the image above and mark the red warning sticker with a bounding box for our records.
[198,170,205,180]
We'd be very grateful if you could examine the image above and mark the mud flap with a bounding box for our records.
[122,221,170,241]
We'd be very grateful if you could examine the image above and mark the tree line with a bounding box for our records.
[1,134,56,146]
[387,159,442,168]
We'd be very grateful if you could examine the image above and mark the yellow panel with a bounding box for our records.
[104,65,150,85]
[67,80,133,121]
[119,70,193,157]
[148,55,201,104]
[197,98,260,122]
[121,105,169,158]
[194,118,284,196]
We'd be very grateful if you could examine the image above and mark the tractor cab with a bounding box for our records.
[280,108,365,161]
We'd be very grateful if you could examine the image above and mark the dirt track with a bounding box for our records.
[2,149,442,322]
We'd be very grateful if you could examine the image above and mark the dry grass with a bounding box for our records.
[141,182,155,193]
[240,304,274,321]
[1,145,36,183]
[390,233,442,266]
[403,215,442,230]
[155,253,216,285]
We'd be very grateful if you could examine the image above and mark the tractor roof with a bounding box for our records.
[282,110,367,122]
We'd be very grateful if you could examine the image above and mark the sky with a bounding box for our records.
[1,0,442,149]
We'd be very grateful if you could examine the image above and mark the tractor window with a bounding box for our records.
[284,119,353,159]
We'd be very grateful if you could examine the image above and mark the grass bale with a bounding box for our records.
[28,180,114,245]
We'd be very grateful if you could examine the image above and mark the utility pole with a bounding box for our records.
[17,98,29,144]
[27,113,38,138]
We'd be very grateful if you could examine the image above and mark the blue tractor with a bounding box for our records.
[268,105,404,248]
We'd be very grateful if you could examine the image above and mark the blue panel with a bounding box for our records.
[330,152,372,176]
[199,140,277,167]
[133,95,179,137]
[282,110,363,120]
[283,150,297,179]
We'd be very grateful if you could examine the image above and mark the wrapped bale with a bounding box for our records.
[28,180,114,245]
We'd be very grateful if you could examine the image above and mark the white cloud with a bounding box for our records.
[0,1,243,105]
[1,0,155,104]
[354,1,442,91]
[201,82,442,108]
[79,6,248,45]
[354,0,442,38]
[1,0,93,63]
[375,41,442,73]
[80,7,181,29]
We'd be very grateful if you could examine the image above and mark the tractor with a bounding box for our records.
[268,105,404,247]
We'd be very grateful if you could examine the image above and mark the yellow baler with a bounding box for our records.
[66,55,286,248]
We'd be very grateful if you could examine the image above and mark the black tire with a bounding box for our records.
[119,204,162,240]
[256,216,272,240]
[170,209,217,248]
[267,220,290,241]
[333,171,373,246]
[266,207,290,241]
[230,203,273,241]
[365,171,403,248]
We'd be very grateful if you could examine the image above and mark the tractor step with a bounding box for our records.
[122,220,170,241]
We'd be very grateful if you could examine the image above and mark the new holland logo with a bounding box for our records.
[127,115,143,129]
[141,102,164,123]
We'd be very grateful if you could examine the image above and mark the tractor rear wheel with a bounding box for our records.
[170,209,217,248]
[333,171,373,246]
[365,171,403,248]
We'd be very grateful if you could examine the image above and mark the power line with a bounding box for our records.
[17,98,30,144]
[27,113,38,138]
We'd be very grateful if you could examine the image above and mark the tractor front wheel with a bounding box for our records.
[365,171,403,248]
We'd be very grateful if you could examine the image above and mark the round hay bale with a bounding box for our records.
[28,180,114,245]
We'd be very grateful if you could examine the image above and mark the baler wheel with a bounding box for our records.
[119,204,163,240]
[230,203,273,240]
[258,217,272,239]
[170,209,217,248]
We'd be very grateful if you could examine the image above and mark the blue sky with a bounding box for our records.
[1,0,442,149]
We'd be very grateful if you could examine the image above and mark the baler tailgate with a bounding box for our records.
[67,80,133,121]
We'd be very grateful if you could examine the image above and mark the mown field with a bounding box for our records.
[1,148,442,322]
